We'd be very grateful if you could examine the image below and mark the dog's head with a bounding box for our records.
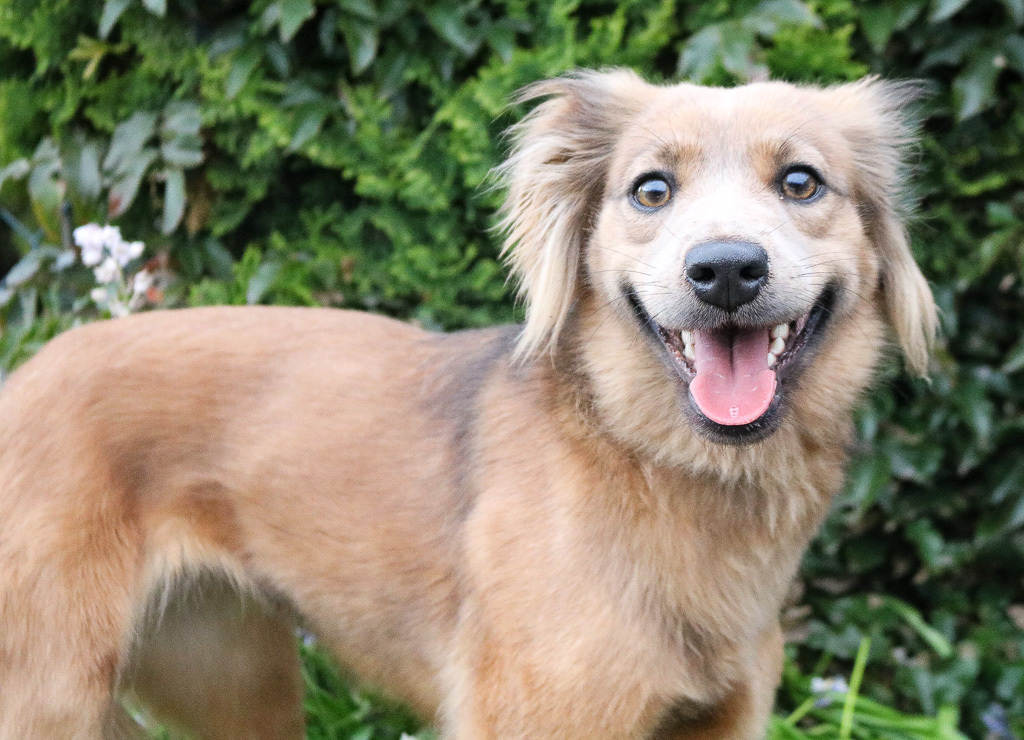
[499,70,936,448]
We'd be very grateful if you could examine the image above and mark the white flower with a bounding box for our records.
[93,257,120,284]
[810,676,849,695]
[89,287,109,304]
[810,675,849,707]
[131,270,153,296]
[73,224,106,267]
[108,299,130,318]
[111,238,144,267]
[99,225,123,249]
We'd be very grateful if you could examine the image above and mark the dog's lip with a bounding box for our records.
[625,284,838,442]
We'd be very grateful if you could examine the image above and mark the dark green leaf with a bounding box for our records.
[162,101,202,137]
[952,51,1000,120]
[107,147,157,217]
[339,17,378,74]
[161,168,185,234]
[226,47,261,99]
[141,0,166,16]
[99,0,133,39]
[103,112,157,174]
[929,0,972,22]
[280,0,315,42]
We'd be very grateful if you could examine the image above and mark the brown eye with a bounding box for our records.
[633,177,671,209]
[780,167,823,201]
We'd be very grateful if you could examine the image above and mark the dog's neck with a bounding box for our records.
[547,294,859,532]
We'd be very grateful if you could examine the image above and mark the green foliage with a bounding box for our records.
[2,0,1024,737]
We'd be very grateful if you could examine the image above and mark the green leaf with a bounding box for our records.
[99,0,133,39]
[103,112,157,175]
[107,147,157,217]
[162,101,202,137]
[141,0,166,17]
[1002,335,1024,373]
[0,158,30,196]
[1004,34,1024,73]
[425,6,481,57]
[1001,0,1024,24]
[929,0,972,22]
[288,109,328,151]
[678,26,723,82]
[246,261,281,304]
[226,47,261,99]
[750,0,820,32]
[160,136,204,168]
[339,17,378,74]
[952,51,1000,120]
[161,168,186,234]
[280,0,315,42]
[67,141,102,200]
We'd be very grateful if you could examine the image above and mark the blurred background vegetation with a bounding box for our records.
[1,0,1023,737]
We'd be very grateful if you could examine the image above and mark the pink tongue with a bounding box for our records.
[690,328,777,426]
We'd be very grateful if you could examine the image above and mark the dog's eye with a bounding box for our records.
[633,177,671,209]
[780,167,822,201]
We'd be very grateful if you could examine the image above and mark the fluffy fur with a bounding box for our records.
[0,70,935,739]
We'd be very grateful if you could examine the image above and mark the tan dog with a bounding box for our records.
[0,70,935,739]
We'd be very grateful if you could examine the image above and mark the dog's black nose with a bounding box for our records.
[684,241,769,312]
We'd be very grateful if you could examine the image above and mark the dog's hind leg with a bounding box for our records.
[0,498,142,738]
[123,576,304,739]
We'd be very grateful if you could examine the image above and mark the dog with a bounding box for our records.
[0,69,935,739]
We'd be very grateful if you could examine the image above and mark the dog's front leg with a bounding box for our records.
[654,625,784,740]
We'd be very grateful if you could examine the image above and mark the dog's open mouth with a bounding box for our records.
[627,285,837,442]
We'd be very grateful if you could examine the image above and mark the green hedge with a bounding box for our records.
[2,0,1023,737]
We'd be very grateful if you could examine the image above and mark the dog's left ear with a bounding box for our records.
[829,78,937,376]
[498,69,645,361]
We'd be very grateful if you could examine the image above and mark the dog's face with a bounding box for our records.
[501,71,936,447]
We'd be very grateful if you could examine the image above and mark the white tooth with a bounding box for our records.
[771,323,789,340]
[680,330,693,344]
[766,352,777,368]
[684,344,696,361]
[770,337,786,355]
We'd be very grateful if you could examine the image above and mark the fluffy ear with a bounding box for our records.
[829,78,938,376]
[497,69,644,361]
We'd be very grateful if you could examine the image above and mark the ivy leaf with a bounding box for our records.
[142,0,166,16]
[161,168,186,234]
[103,112,157,175]
[99,0,133,39]
[280,0,315,42]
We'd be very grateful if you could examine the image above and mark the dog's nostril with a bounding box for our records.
[684,241,769,312]
[739,262,768,281]
[689,266,716,284]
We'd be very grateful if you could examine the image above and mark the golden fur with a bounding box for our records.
[0,70,935,739]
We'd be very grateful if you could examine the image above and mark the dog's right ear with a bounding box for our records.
[497,69,644,361]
